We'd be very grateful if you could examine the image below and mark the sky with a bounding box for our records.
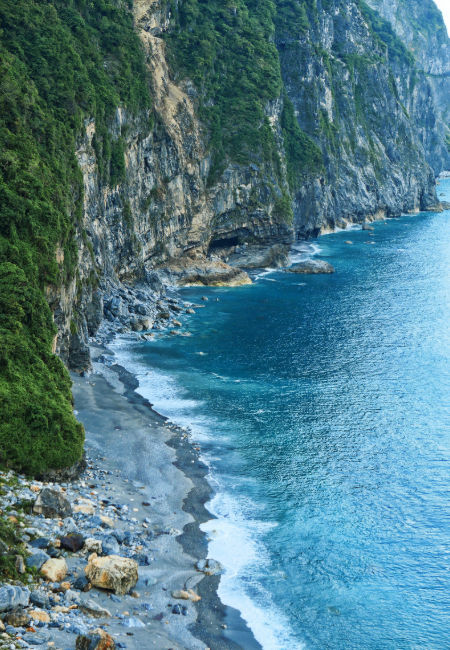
[434,0,450,36]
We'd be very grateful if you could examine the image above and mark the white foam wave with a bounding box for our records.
[108,336,306,650]
[203,490,305,650]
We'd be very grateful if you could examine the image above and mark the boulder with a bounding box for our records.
[29,538,49,550]
[74,503,95,516]
[30,591,50,609]
[362,224,374,231]
[26,551,50,570]
[41,558,68,582]
[73,576,91,592]
[85,555,138,595]
[160,256,252,286]
[287,260,335,274]
[33,488,72,519]
[99,516,115,529]
[84,539,103,555]
[24,632,50,646]
[4,608,30,627]
[195,558,223,576]
[76,630,116,650]
[0,585,30,612]
[120,618,146,628]
[97,534,120,556]
[29,610,51,623]
[59,533,84,552]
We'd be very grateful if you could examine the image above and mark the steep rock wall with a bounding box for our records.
[366,0,450,161]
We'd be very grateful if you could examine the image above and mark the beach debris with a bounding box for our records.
[41,558,68,582]
[84,555,139,595]
[195,558,224,576]
[33,488,73,519]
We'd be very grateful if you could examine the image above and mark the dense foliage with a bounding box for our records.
[0,0,150,474]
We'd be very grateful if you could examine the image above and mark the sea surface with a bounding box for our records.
[111,178,450,650]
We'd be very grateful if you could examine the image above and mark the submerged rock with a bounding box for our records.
[287,260,335,274]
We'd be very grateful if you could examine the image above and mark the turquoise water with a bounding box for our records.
[112,179,450,650]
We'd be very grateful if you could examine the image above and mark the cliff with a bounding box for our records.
[0,0,447,473]
[366,0,450,167]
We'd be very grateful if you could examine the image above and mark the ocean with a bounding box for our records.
[110,177,450,650]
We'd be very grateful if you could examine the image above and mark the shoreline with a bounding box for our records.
[74,339,262,650]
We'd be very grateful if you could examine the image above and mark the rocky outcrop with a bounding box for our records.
[287,260,335,274]
[160,256,252,286]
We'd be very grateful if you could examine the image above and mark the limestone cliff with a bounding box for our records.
[65,0,448,369]
[366,0,450,168]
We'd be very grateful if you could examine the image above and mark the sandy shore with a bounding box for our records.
[72,341,261,650]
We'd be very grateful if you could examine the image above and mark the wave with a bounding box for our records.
[107,336,306,650]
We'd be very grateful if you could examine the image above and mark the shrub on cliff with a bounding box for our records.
[0,0,150,474]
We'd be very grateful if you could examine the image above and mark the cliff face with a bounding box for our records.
[277,0,446,238]
[66,0,448,369]
[366,0,450,161]
[1,0,448,473]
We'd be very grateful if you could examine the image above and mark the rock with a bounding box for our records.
[97,534,120,556]
[287,260,335,274]
[0,620,4,632]
[62,517,79,534]
[345,241,353,244]
[99,516,115,529]
[15,555,25,574]
[130,591,140,598]
[160,257,252,287]
[201,296,208,300]
[74,503,95,515]
[29,538,49,550]
[25,632,50,646]
[84,539,103,555]
[89,516,104,529]
[29,610,51,623]
[30,591,50,609]
[47,546,60,559]
[26,551,50,570]
[4,609,30,627]
[110,530,125,544]
[33,489,72,519]
[73,576,91,592]
[120,618,145,628]
[227,243,290,269]
[172,604,181,615]
[362,224,375,231]
[59,533,84,552]
[41,558,68,582]
[186,308,195,314]
[171,589,201,602]
[130,320,143,332]
[76,631,116,650]
[79,599,112,618]
[195,558,223,576]
[85,555,138,595]
[173,320,182,327]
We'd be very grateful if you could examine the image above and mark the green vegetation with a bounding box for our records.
[164,0,283,182]
[280,92,323,189]
[358,1,414,67]
[0,0,150,475]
